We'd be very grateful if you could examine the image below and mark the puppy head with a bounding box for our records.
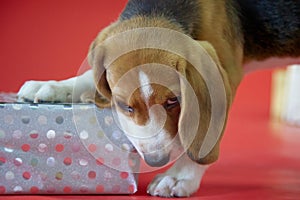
[104,49,182,167]
[88,29,232,166]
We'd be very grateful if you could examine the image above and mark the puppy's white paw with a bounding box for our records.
[147,154,208,198]
[147,174,197,197]
[17,80,73,103]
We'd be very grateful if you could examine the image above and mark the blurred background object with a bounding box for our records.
[271,65,300,127]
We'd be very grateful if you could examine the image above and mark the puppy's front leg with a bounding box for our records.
[147,153,208,197]
[18,70,95,103]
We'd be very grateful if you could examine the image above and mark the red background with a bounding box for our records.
[0,0,127,92]
[1,1,300,199]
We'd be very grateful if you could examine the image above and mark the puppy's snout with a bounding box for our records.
[144,152,170,167]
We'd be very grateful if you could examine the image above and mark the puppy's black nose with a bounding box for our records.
[144,153,170,167]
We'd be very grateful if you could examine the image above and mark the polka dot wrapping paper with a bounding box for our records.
[0,94,139,194]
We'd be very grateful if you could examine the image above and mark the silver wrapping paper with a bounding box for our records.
[0,100,139,194]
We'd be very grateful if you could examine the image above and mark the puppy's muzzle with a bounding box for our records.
[144,152,170,167]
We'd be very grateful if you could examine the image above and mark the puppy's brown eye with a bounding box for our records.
[126,106,134,113]
[164,97,180,110]
[116,101,134,113]
[167,97,178,104]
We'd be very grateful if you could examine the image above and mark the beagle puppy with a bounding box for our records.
[18,0,300,197]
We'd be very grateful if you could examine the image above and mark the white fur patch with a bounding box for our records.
[116,104,171,158]
[17,70,94,103]
[138,71,153,104]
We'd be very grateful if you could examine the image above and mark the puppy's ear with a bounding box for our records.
[88,44,111,108]
[87,23,119,108]
[177,41,232,164]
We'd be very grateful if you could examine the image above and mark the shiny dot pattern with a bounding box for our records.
[0,100,138,194]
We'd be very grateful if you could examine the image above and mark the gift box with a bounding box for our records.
[0,93,139,194]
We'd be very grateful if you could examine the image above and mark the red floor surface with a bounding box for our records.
[1,71,300,200]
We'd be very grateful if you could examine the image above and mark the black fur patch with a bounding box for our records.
[119,0,201,36]
[236,0,300,59]
[119,0,300,60]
